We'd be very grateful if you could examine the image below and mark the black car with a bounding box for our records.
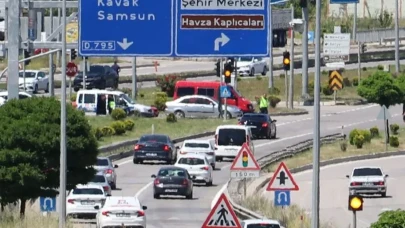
[133,134,179,164]
[238,113,277,139]
[151,166,195,199]
[73,65,119,92]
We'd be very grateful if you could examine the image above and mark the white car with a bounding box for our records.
[0,91,33,100]
[96,196,147,228]
[346,166,388,197]
[241,219,284,228]
[174,154,213,186]
[237,57,268,77]
[178,139,216,169]
[0,97,5,106]
[66,184,107,219]
[18,70,49,93]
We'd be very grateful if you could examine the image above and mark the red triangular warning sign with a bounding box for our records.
[202,193,241,228]
[266,162,299,191]
[229,143,260,171]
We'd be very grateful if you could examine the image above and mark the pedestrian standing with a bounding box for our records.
[257,93,269,114]
[111,61,121,77]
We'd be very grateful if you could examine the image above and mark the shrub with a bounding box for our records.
[389,136,399,147]
[354,134,365,148]
[154,92,168,111]
[359,129,372,143]
[279,74,285,78]
[70,93,77,102]
[352,78,359,86]
[267,95,281,108]
[255,75,262,80]
[370,127,379,138]
[321,70,328,75]
[92,127,104,140]
[111,108,127,120]
[124,119,135,131]
[120,87,131,94]
[139,93,145,98]
[166,113,177,123]
[362,67,367,71]
[343,77,351,87]
[322,85,334,96]
[268,87,280,95]
[390,124,400,135]
[340,142,347,152]
[349,129,360,145]
[101,126,115,136]
[377,65,384,70]
[155,75,181,97]
[110,121,126,135]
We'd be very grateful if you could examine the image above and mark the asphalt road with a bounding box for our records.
[65,104,405,228]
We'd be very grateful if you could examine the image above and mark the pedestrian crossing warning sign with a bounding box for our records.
[220,85,231,98]
[202,193,241,228]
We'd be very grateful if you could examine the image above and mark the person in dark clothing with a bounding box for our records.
[111,61,121,76]
[218,98,223,118]
[96,94,107,115]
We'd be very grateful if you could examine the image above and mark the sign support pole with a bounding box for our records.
[243,178,247,199]
[82,58,86,90]
[49,53,55,96]
[289,9,295,110]
[352,211,357,228]
[284,70,288,108]
[224,93,227,121]
[395,0,400,73]
[333,90,337,105]
[302,5,309,96]
[268,3,274,90]
[132,57,137,100]
[352,3,357,42]
[23,51,26,92]
[357,42,361,82]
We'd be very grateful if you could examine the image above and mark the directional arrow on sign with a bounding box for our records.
[117,38,133,50]
[214,33,230,51]
[328,70,343,91]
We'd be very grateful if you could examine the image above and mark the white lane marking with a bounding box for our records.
[211,182,229,209]
[135,181,153,198]
[117,159,133,166]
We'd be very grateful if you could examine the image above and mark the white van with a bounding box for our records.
[241,219,283,228]
[73,89,155,117]
[214,125,254,162]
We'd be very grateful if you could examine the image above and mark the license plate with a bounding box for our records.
[363,182,373,186]
[165,189,178,193]
[146,153,157,156]
[81,200,95,205]
[116,213,130,217]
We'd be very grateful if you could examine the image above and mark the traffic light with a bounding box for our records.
[361,43,367,54]
[215,60,220,77]
[71,49,77,60]
[348,195,363,211]
[24,50,31,66]
[283,51,290,71]
[224,62,233,84]
[242,151,248,167]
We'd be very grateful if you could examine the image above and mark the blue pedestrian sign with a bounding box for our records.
[330,0,359,4]
[40,197,56,212]
[274,191,290,206]
[79,0,270,57]
[79,0,174,56]
[220,86,231,98]
[308,31,314,43]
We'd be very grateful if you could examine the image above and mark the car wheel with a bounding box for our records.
[74,87,80,92]
[216,157,223,162]
[45,83,49,93]
[261,66,267,76]
[207,179,213,186]
[34,84,38,94]
[212,164,216,170]
[175,111,185,118]
[271,127,277,139]
[266,130,271,139]
[249,67,255,76]
[186,191,193,199]
[133,158,138,164]
[153,193,160,199]
[381,192,386,197]
[110,182,116,190]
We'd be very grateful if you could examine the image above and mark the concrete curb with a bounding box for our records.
[270,111,309,116]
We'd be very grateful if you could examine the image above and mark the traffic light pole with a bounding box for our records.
[22,51,26,92]
[49,53,55,96]
[83,57,87,90]
[352,211,357,228]
[268,4,274,90]
[132,57,137,100]
[284,69,288,108]
[357,42,361,82]
[289,10,295,109]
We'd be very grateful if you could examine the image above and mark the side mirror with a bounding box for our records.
[385,174,389,177]
[272,120,277,122]
[142,206,148,210]
[175,146,180,149]
[114,164,119,168]
[191,175,196,180]
[345,175,350,178]
[151,174,156,178]
[94,205,100,210]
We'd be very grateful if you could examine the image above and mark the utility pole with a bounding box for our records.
[57,1,61,67]
[395,0,400,73]
[132,57,137,100]
[289,5,294,109]
[301,2,309,96]
[268,5,274,90]
[6,0,20,100]
[353,3,357,41]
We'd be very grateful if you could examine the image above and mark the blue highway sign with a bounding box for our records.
[79,0,173,57]
[220,85,231,98]
[40,197,56,212]
[176,0,270,57]
[274,191,290,206]
[330,0,359,4]
[308,31,314,43]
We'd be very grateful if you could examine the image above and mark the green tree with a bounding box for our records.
[370,210,405,228]
[378,10,393,28]
[357,71,403,108]
[0,97,98,215]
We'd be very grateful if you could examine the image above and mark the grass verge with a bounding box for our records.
[239,127,405,228]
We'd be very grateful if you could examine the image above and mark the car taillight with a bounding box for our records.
[206,152,214,155]
[374,181,384,185]
[238,122,242,125]
[103,186,109,191]
[154,179,160,185]
[182,179,188,185]
[137,210,145,217]
[163,145,170,151]
[262,122,268,127]
[179,151,187,155]
[201,166,209,171]
[102,211,110,216]
[67,199,75,204]
[105,169,113,174]
[350,182,361,186]
[134,144,143,151]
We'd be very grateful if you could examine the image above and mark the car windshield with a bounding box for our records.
[139,135,167,143]
[241,114,268,122]
[158,169,186,177]
[178,157,205,165]
[96,159,109,166]
[91,175,106,183]
[184,142,210,149]
[247,224,280,228]
[120,94,136,104]
[19,72,36,78]
[239,57,252,62]
[218,129,246,146]
[89,66,104,73]
[353,168,383,176]
[73,188,103,195]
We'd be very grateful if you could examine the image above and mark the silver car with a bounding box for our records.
[87,172,112,196]
[94,157,118,189]
[165,95,242,119]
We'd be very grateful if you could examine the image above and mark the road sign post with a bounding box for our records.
[66,62,78,99]
[323,33,350,64]
[376,105,392,151]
